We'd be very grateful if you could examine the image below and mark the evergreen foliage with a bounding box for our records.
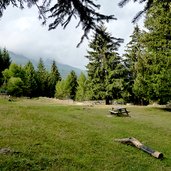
[1,58,61,97]
[24,61,38,97]
[123,25,143,103]
[65,70,78,100]
[36,58,49,97]
[86,24,124,104]
[0,0,164,45]
[55,70,78,100]
[48,60,61,97]
[0,0,115,45]
[0,48,11,86]
[118,0,170,23]
[133,0,171,104]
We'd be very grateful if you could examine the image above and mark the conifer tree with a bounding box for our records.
[24,61,38,97]
[0,48,11,85]
[86,24,124,104]
[65,70,78,100]
[123,25,143,103]
[55,71,78,100]
[36,58,49,96]
[133,0,171,104]
[48,60,61,97]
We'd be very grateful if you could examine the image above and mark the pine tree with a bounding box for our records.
[36,58,49,96]
[86,24,124,104]
[2,48,11,70]
[48,60,61,97]
[123,25,143,103]
[118,0,170,22]
[0,49,3,85]
[65,70,78,100]
[133,0,171,104]
[24,61,38,98]
[0,48,11,85]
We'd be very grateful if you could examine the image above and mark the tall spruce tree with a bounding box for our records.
[36,58,49,97]
[0,49,2,86]
[65,70,78,100]
[123,25,143,103]
[86,24,124,104]
[0,48,11,85]
[133,0,171,104]
[24,61,38,97]
[48,60,61,97]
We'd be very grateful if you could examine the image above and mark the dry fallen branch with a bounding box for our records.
[114,137,163,159]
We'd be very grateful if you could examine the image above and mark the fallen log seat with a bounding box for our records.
[114,137,163,159]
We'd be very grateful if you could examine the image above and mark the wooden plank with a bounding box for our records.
[109,110,119,114]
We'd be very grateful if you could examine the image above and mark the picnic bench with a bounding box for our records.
[109,107,130,116]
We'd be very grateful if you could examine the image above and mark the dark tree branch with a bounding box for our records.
[46,0,116,46]
[1,0,169,45]
[118,0,170,23]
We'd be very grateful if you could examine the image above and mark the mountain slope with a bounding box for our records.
[9,51,86,78]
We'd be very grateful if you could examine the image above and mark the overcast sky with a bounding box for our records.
[0,0,145,69]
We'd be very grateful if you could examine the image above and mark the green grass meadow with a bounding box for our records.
[0,97,171,171]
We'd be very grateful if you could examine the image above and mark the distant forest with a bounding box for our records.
[0,1,170,105]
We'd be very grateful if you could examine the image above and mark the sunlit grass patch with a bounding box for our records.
[0,97,171,170]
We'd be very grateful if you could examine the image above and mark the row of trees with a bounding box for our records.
[55,71,87,101]
[0,52,88,101]
[1,58,61,97]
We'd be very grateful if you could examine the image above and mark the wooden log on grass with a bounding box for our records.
[114,137,163,159]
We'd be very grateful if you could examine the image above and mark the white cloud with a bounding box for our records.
[14,17,32,31]
[0,1,145,69]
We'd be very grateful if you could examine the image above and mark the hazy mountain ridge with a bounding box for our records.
[9,51,86,78]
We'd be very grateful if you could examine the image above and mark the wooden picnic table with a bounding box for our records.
[109,107,130,116]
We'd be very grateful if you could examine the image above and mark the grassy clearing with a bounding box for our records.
[0,97,171,171]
